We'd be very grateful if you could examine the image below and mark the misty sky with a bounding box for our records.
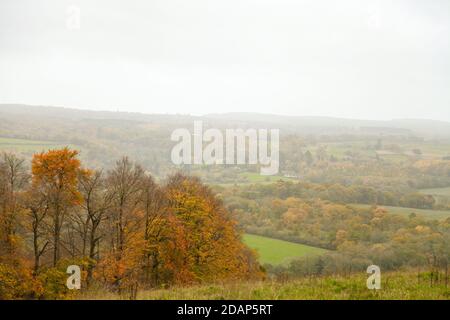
[0,0,449,120]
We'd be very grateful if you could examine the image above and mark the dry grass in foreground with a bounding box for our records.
[80,271,450,300]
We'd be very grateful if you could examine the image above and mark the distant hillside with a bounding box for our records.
[0,104,196,122]
[206,112,450,137]
[2,104,449,137]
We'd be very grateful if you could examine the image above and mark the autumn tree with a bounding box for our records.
[23,187,50,274]
[99,157,146,294]
[162,173,261,284]
[140,175,166,286]
[77,170,114,285]
[0,152,29,261]
[31,148,84,266]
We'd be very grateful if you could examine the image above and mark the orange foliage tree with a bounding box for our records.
[31,148,85,266]
[162,174,262,285]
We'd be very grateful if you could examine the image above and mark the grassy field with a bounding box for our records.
[81,271,450,300]
[401,142,450,158]
[303,140,450,161]
[304,141,378,160]
[240,172,295,183]
[243,234,327,265]
[215,172,296,187]
[0,137,71,152]
[420,187,450,197]
[350,204,450,220]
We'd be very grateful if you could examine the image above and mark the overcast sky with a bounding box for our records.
[0,0,449,120]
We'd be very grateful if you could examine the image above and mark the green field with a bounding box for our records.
[240,172,295,183]
[0,137,74,153]
[304,140,450,161]
[420,187,450,197]
[215,172,296,187]
[243,234,327,265]
[309,142,377,159]
[401,142,450,158]
[350,204,450,220]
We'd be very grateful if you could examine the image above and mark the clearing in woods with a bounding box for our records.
[243,234,327,265]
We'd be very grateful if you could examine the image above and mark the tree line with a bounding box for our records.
[0,149,261,299]
[227,180,439,210]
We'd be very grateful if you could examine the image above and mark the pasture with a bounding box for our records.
[243,234,327,265]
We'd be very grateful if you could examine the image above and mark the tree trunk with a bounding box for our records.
[53,210,60,267]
